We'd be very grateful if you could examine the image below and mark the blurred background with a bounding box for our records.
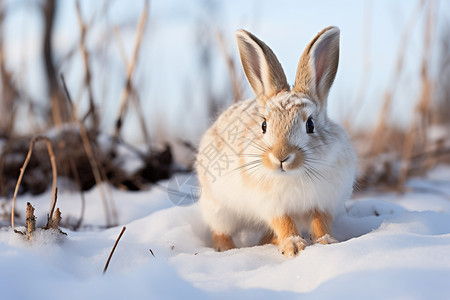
[0,0,449,201]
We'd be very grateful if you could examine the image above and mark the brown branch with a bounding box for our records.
[26,202,36,240]
[215,30,243,102]
[113,26,129,67]
[50,207,61,229]
[149,249,155,257]
[130,87,151,147]
[46,187,58,228]
[11,136,58,230]
[43,0,70,126]
[113,25,151,148]
[369,0,425,156]
[103,226,126,274]
[69,158,85,230]
[75,0,98,130]
[113,0,149,141]
[60,74,112,227]
[397,0,436,190]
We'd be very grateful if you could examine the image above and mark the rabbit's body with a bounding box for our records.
[196,27,356,257]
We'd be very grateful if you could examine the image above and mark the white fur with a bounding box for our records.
[196,27,356,242]
[197,97,356,235]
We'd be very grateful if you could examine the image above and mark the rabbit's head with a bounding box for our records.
[235,27,342,175]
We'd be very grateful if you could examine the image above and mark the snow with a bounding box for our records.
[1,166,450,299]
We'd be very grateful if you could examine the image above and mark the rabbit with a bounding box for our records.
[196,26,356,257]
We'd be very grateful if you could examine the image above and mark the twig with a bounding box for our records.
[215,30,243,102]
[113,25,129,67]
[369,0,425,156]
[113,0,149,141]
[69,158,85,230]
[53,208,62,229]
[398,0,436,189]
[130,88,151,147]
[60,73,112,227]
[344,0,372,130]
[103,226,126,274]
[48,186,58,227]
[11,136,58,229]
[113,25,152,148]
[26,202,36,240]
[149,249,155,257]
[75,0,98,129]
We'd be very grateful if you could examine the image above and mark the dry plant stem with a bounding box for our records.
[130,89,151,147]
[11,136,58,229]
[26,202,36,240]
[103,226,126,274]
[50,208,61,229]
[113,26,129,67]
[75,0,98,129]
[69,158,85,230]
[60,74,112,227]
[114,26,151,147]
[398,1,435,189]
[113,0,149,141]
[98,158,118,225]
[215,30,243,102]
[48,186,58,227]
[44,0,70,127]
[369,0,424,156]
[0,9,21,139]
[345,0,371,130]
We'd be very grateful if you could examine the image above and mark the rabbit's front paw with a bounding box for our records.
[315,234,338,245]
[279,236,306,257]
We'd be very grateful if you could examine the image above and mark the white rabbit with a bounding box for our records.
[196,27,356,257]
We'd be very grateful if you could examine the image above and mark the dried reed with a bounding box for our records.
[11,136,58,229]
[103,226,126,274]
[369,0,425,156]
[398,0,436,189]
[60,74,114,227]
[113,0,149,141]
[75,0,98,129]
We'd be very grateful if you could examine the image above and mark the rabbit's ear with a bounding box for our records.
[293,27,340,104]
[235,30,289,104]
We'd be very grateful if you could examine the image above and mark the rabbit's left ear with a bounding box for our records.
[236,30,289,105]
[293,27,340,104]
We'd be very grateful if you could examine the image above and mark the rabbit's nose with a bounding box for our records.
[263,143,304,171]
[281,153,295,164]
[269,152,295,168]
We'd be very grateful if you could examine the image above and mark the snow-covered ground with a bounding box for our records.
[1,165,450,299]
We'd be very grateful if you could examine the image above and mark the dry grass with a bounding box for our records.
[10,136,57,229]
[0,1,172,229]
[355,0,450,192]
[103,226,126,274]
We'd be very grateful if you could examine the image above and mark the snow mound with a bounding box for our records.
[1,167,450,298]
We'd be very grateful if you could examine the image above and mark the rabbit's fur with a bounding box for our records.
[196,27,356,257]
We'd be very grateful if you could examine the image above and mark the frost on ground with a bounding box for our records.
[1,166,450,299]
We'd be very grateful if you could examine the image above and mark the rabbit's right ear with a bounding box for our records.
[235,30,289,105]
[293,27,340,105]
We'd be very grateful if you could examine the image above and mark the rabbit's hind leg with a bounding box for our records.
[258,229,278,246]
[212,231,236,252]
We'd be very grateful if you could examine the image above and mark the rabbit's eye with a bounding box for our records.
[262,120,267,134]
[306,118,315,134]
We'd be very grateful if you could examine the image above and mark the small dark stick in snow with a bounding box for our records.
[26,202,36,240]
[149,249,155,257]
[103,226,126,274]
